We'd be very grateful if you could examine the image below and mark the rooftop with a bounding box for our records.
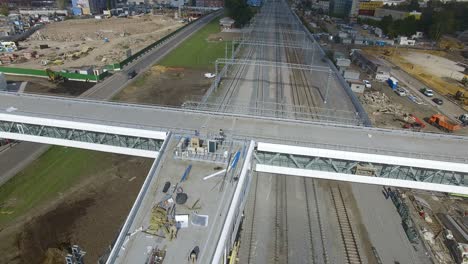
[114,137,247,263]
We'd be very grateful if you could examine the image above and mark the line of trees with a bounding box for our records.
[358,0,468,40]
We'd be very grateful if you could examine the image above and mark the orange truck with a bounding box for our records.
[428,114,462,132]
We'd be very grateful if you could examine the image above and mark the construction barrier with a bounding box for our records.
[0,66,110,82]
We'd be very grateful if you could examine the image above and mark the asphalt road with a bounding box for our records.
[0,12,220,186]
[379,58,467,121]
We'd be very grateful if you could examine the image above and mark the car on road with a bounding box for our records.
[363,80,372,88]
[421,88,434,97]
[432,98,443,105]
[395,88,407,96]
[127,70,137,79]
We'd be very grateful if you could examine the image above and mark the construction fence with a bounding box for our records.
[0,66,110,82]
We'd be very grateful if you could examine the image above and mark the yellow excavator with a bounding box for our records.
[455,89,468,109]
[45,68,65,83]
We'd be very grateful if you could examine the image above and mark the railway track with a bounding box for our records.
[245,173,259,264]
[274,175,288,264]
[303,178,330,264]
[330,185,363,264]
[216,44,257,111]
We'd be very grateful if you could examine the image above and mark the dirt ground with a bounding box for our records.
[13,15,182,70]
[114,65,212,106]
[364,48,466,97]
[6,75,95,96]
[207,32,241,42]
[0,154,152,264]
[358,80,462,133]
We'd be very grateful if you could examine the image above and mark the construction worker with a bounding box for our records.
[169,225,177,240]
[189,246,199,263]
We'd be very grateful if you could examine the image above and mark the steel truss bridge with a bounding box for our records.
[0,92,467,194]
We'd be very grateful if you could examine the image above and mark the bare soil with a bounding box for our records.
[13,15,182,70]
[114,65,212,106]
[6,75,95,96]
[358,81,468,135]
[0,155,152,264]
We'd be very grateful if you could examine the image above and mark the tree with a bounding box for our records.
[0,4,8,16]
[225,0,253,27]
[408,0,420,11]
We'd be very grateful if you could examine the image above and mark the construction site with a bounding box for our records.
[364,47,468,111]
[2,14,183,71]
[0,0,468,264]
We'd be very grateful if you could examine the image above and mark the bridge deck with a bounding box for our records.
[0,92,466,163]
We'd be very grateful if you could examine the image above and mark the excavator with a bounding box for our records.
[455,89,468,109]
[45,68,65,83]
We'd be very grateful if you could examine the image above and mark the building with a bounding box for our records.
[374,8,421,20]
[374,27,383,37]
[358,1,383,16]
[196,0,223,7]
[247,0,262,7]
[72,0,108,15]
[396,36,415,46]
[7,0,56,8]
[219,17,235,30]
[0,25,14,37]
[351,49,391,81]
[348,80,366,93]
[411,31,423,39]
[343,69,360,80]
[317,0,330,12]
[18,9,69,16]
[349,0,360,17]
[330,0,352,17]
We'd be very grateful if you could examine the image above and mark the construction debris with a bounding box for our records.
[362,91,406,116]
[147,247,166,264]
[147,205,178,240]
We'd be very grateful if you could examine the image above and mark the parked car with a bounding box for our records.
[363,80,372,88]
[127,70,137,79]
[421,88,434,97]
[395,88,407,96]
[432,98,443,105]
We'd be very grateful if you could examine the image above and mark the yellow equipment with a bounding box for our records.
[45,68,64,83]
[455,89,468,107]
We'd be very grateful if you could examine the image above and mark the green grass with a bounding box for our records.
[159,17,226,69]
[0,146,109,227]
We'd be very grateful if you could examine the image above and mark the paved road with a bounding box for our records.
[0,13,220,186]
[1,92,467,162]
[380,58,467,121]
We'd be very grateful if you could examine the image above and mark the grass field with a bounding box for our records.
[0,146,110,227]
[159,17,225,69]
